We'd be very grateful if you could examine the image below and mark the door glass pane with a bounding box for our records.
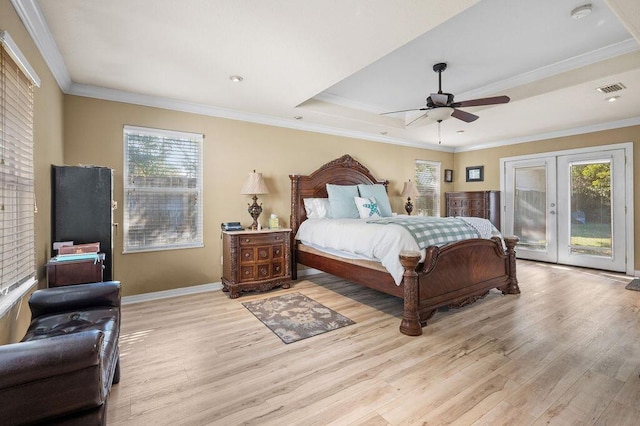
[514,166,547,251]
[569,160,612,257]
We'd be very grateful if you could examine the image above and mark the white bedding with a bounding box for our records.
[295,216,502,285]
[296,217,425,285]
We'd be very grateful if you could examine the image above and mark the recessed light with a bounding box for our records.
[605,96,619,102]
[571,4,592,20]
[229,75,243,83]
[456,130,465,134]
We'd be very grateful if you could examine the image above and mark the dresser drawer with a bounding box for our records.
[448,198,467,208]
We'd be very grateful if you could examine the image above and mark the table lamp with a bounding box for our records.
[240,170,269,229]
[401,180,420,215]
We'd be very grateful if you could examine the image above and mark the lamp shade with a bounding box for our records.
[401,180,420,198]
[427,106,454,121]
[240,171,269,195]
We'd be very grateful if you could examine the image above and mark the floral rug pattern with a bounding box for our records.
[242,292,355,344]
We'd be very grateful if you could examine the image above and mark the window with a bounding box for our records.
[414,160,441,216]
[0,31,40,310]
[123,125,203,253]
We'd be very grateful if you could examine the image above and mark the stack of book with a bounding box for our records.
[50,242,103,263]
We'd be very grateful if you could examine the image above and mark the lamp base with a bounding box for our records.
[248,195,263,230]
[404,198,414,215]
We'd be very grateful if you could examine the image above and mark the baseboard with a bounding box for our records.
[122,268,324,305]
[122,282,222,305]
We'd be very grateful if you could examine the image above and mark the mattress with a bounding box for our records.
[295,216,501,285]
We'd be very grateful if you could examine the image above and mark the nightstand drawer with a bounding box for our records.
[238,261,285,282]
[238,233,286,246]
[271,261,285,277]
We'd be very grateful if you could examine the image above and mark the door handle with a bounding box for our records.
[549,211,556,215]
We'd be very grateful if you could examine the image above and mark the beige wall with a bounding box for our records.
[0,0,65,344]
[454,125,640,270]
[63,95,454,296]
[1,0,638,341]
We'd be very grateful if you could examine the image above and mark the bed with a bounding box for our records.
[289,154,519,336]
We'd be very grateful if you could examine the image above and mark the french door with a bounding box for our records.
[502,145,631,273]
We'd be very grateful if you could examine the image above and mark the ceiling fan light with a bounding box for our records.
[427,107,454,121]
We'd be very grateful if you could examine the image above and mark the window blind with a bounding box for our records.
[0,42,36,300]
[123,125,203,252]
[414,159,441,217]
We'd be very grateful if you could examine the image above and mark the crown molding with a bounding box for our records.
[12,0,640,154]
[454,116,640,152]
[11,0,71,91]
[67,82,455,152]
[456,38,639,101]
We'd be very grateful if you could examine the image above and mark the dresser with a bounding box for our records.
[445,191,501,231]
[222,228,292,298]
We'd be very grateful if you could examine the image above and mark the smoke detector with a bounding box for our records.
[571,4,592,19]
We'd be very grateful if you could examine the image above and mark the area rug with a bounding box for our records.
[242,292,355,344]
[625,278,640,291]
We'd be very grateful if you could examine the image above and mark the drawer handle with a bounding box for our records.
[275,236,281,240]
[244,253,250,258]
[274,249,280,255]
[244,270,250,275]
[244,238,251,243]
[274,266,280,272]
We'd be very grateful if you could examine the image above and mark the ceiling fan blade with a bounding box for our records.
[430,93,449,106]
[452,95,510,108]
[380,107,427,115]
[451,108,479,123]
[406,112,428,126]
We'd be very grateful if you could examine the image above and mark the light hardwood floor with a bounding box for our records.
[107,260,640,425]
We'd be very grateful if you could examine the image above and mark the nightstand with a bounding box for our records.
[221,228,292,298]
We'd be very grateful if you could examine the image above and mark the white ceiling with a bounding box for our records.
[13,0,640,152]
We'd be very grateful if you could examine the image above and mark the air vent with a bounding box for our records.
[596,83,626,94]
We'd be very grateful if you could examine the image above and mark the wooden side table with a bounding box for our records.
[221,228,291,298]
[46,254,105,287]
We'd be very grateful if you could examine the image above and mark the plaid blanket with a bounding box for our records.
[367,216,480,249]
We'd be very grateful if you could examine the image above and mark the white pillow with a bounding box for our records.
[354,196,381,219]
[303,198,331,219]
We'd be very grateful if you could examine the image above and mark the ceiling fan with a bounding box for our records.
[381,62,510,126]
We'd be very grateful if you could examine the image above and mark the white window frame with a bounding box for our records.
[414,159,441,217]
[123,125,204,253]
[0,31,40,316]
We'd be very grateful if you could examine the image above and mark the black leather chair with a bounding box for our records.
[0,281,121,425]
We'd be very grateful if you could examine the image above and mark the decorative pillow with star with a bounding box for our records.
[354,196,381,219]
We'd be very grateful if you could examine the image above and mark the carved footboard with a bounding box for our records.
[399,236,519,336]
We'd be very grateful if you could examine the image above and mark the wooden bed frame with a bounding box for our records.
[289,154,519,336]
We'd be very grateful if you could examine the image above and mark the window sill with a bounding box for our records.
[0,277,38,319]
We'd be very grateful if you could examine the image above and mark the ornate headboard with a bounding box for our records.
[289,154,389,238]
